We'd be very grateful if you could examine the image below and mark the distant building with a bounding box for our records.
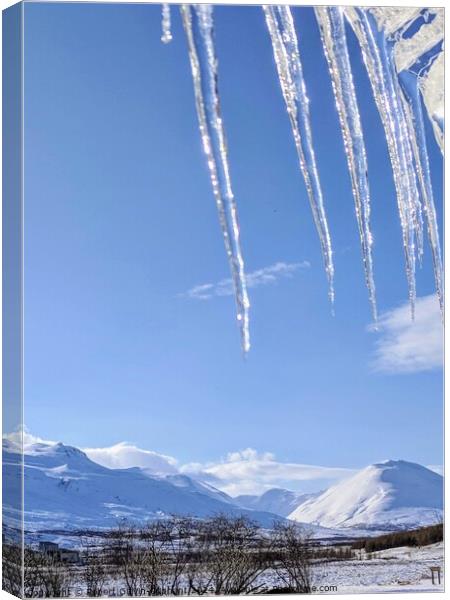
[39,541,59,554]
[39,541,80,564]
[59,549,80,564]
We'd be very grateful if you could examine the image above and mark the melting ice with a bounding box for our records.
[163,5,443,349]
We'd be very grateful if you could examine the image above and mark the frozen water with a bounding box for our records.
[164,5,443,349]
[264,5,335,305]
[316,7,377,320]
[181,5,250,353]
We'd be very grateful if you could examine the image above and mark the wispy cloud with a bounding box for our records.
[82,444,352,495]
[180,448,353,496]
[83,443,178,475]
[369,294,443,374]
[182,261,310,301]
[3,430,58,454]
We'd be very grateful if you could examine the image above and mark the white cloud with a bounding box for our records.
[182,261,310,300]
[369,294,443,374]
[3,429,58,454]
[83,442,178,475]
[180,448,353,496]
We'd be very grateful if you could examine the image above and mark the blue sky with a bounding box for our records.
[22,3,443,493]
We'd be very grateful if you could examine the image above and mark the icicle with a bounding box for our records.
[378,12,425,270]
[263,6,334,305]
[398,63,443,315]
[161,3,173,44]
[181,4,250,353]
[345,7,421,318]
[315,7,377,321]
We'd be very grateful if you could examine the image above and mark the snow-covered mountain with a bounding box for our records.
[235,488,320,517]
[4,437,442,535]
[289,460,443,530]
[2,439,281,532]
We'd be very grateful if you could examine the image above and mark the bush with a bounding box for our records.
[352,523,443,553]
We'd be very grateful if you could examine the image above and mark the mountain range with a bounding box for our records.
[2,439,279,532]
[3,438,443,536]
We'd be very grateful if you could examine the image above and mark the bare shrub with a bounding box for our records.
[81,538,109,597]
[2,543,22,597]
[352,523,444,554]
[190,514,270,595]
[271,522,313,593]
[87,516,316,596]
[23,547,47,598]
[4,544,69,598]
[108,522,149,596]
[140,517,194,595]
[41,554,72,597]
[107,518,194,596]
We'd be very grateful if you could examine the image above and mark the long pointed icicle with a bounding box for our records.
[383,24,425,268]
[264,6,334,304]
[161,3,173,44]
[398,64,443,315]
[345,8,420,318]
[181,4,250,353]
[315,7,377,321]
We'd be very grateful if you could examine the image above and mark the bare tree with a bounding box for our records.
[102,516,314,596]
[185,522,215,595]
[108,522,150,596]
[135,516,197,595]
[271,522,313,593]
[81,538,109,597]
[41,554,72,598]
[2,543,22,597]
[196,515,270,595]
[23,547,48,598]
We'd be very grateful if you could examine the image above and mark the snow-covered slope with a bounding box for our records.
[164,474,236,506]
[289,460,443,530]
[2,439,280,532]
[235,488,320,517]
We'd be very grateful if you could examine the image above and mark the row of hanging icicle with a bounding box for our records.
[161,4,444,354]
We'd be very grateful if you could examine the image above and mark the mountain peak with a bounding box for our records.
[289,460,442,530]
[373,459,423,468]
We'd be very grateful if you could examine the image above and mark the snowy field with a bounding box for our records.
[12,539,443,597]
[309,542,444,594]
[251,543,444,594]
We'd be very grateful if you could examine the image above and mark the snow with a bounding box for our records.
[394,9,444,73]
[312,542,444,593]
[2,439,282,534]
[256,542,444,594]
[289,460,443,529]
[3,439,443,544]
[369,8,421,36]
[420,52,444,152]
[235,488,320,517]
